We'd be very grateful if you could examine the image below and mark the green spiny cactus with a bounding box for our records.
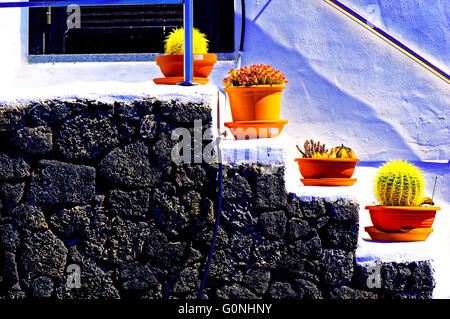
[374,161,425,206]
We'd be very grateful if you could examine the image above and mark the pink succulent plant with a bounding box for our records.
[223,64,288,87]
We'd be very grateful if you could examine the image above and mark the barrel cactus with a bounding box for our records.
[164,27,209,55]
[374,161,425,206]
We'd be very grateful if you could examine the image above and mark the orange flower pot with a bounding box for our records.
[224,85,285,122]
[294,158,360,179]
[155,54,217,78]
[365,206,440,232]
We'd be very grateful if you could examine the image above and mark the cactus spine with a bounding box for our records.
[374,161,425,206]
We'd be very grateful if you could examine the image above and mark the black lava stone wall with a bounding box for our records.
[0,98,434,299]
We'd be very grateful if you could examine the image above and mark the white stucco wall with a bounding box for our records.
[348,0,449,69]
[231,0,449,162]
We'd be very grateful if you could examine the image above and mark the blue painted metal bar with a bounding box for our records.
[178,0,195,85]
[325,0,449,83]
[0,0,183,8]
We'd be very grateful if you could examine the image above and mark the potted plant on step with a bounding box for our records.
[223,64,288,139]
[154,27,217,85]
[294,139,359,186]
[365,160,440,242]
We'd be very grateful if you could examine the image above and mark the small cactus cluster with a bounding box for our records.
[164,27,209,55]
[374,161,425,206]
[296,140,328,158]
[296,140,356,159]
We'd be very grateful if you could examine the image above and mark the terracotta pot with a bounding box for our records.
[155,53,217,78]
[294,158,360,178]
[365,206,440,232]
[224,85,285,122]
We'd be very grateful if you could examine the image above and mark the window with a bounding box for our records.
[29,0,234,58]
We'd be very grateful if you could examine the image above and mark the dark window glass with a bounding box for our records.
[29,0,234,55]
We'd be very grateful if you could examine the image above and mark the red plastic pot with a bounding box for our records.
[294,158,360,179]
[365,206,440,232]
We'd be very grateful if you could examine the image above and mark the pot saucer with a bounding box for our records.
[300,178,357,186]
[364,226,433,242]
[153,77,209,85]
[224,120,288,139]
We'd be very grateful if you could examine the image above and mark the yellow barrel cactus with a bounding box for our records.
[374,161,425,206]
[164,27,209,55]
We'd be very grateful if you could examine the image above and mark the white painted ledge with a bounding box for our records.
[0,81,220,109]
[219,131,289,166]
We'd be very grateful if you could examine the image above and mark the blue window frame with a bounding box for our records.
[27,0,234,56]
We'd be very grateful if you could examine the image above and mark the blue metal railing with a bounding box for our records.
[0,0,196,85]
[325,0,449,83]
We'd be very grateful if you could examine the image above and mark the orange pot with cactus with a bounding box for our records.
[223,65,289,139]
[154,27,216,85]
[223,65,287,122]
[295,141,359,183]
[364,161,441,241]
